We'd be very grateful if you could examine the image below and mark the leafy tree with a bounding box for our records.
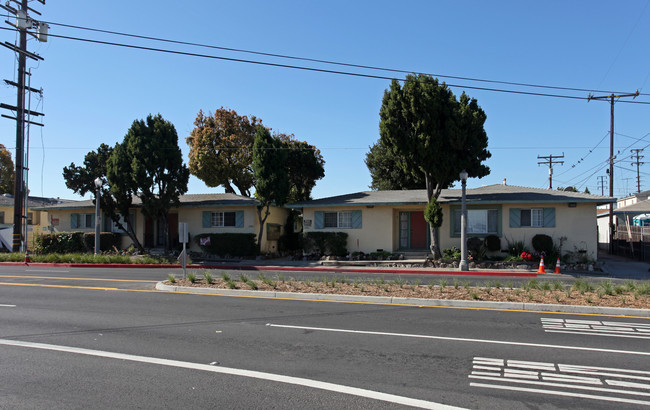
[275,134,325,202]
[115,114,190,252]
[365,139,425,190]
[64,144,145,252]
[0,144,15,194]
[557,186,578,192]
[252,126,290,252]
[379,74,491,258]
[186,107,262,197]
[584,187,591,194]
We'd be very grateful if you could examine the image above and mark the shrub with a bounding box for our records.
[506,237,527,256]
[532,234,554,255]
[194,233,257,257]
[442,247,461,259]
[484,235,501,252]
[303,232,348,257]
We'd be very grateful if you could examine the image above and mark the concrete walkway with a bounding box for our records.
[598,253,650,280]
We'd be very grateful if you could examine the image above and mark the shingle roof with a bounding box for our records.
[0,194,71,208]
[31,193,260,210]
[287,184,615,208]
[613,199,650,214]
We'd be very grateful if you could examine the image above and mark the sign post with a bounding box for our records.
[178,222,188,279]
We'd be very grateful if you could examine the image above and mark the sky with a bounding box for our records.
[1,1,650,201]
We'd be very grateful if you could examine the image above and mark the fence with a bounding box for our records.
[614,226,650,261]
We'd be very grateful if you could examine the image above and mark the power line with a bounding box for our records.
[2,25,650,104]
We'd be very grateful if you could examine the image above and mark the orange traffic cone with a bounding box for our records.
[24,250,30,263]
[537,256,545,274]
[554,258,561,274]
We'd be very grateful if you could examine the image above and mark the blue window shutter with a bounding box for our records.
[202,211,211,228]
[351,210,362,229]
[235,211,244,227]
[90,214,95,228]
[509,208,521,227]
[71,213,79,229]
[543,208,556,227]
[314,211,324,229]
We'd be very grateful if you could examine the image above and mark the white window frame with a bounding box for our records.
[324,211,352,228]
[521,208,544,227]
[211,211,236,227]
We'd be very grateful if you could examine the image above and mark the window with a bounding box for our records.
[108,212,136,234]
[0,211,5,224]
[452,207,501,236]
[71,213,95,229]
[324,211,352,228]
[509,208,555,228]
[27,212,33,225]
[211,211,236,227]
[520,209,543,227]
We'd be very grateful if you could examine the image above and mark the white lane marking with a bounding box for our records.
[24,269,70,273]
[470,382,650,406]
[266,323,650,357]
[0,304,16,307]
[542,318,650,339]
[0,338,461,410]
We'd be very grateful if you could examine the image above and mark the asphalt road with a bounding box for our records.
[1,265,649,409]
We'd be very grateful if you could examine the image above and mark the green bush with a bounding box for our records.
[34,232,121,254]
[303,232,348,257]
[194,233,258,257]
[532,234,554,255]
[484,235,501,252]
[506,237,528,256]
[442,246,461,259]
[466,237,483,255]
[82,232,121,252]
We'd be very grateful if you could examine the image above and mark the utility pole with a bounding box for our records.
[0,0,47,252]
[631,148,644,194]
[597,175,607,196]
[588,90,640,254]
[537,153,564,189]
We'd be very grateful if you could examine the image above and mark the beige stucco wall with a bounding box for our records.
[0,205,49,250]
[302,201,600,260]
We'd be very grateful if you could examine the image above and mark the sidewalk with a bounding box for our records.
[598,253,650,280]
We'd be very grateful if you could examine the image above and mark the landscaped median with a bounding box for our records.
[157,273,650,315]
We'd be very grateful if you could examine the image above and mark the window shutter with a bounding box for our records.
[202,211,211,228]
[488,209,498,233]
[509,208,521,227]
[453,209,461,235]
[314,211,324,229]
[90,214,95,228]
[543,208,556,227]
[235,211,244,227]
[351,210,362,229]
[71,213,79,229]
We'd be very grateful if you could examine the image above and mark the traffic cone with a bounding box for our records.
[554,258,561,274]
[537,256,545,274]
[24,250,30,263]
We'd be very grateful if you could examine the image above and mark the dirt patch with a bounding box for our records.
[166,276,650,309]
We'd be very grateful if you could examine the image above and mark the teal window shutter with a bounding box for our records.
[543,208,556,227]
[235,211,244,227]
[71,213,79,229]
[314,211,324,229]
[351,210,362,228]
[509,208,521,227]
[202,211,211,228]
[90,214,95,228]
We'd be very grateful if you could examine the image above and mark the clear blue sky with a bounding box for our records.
[2,0,650,200]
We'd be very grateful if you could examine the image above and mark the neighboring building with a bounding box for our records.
[0,194,65,250]
[597,190,650,249]
[288,184,614,261]
[34,193,288,253]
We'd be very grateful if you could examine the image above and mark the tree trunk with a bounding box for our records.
[161,211,170,254]
[114,217,145,254]
[425,173,443,259]
[256,205,270,254]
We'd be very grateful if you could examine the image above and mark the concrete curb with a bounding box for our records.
[155,282,650,317]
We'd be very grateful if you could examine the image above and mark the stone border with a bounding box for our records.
[155,282,650,317]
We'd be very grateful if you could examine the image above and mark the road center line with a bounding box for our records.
[0,338,460,410]
[266,324,650,357]
[0,304,16,307]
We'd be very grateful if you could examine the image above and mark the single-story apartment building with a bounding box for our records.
[0,194,68,250]
[34,193,288,253]
[288,184,614,261]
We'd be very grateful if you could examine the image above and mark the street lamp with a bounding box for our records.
[94,177,103,255]
[459,170,469,271]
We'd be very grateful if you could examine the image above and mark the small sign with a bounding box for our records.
[178,222,188,243]
[51,218,59,226]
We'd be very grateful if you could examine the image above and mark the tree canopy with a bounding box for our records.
[252,126,290,251]
[186,107,261,197]
[117,114,190,252]
[379,74,491,257]
[0,144,15,195]
[276,134,325,202]
[365,138,425,190]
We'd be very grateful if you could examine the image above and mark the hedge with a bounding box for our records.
[303,232,348,257]
[194,233,258,257]
[34,232,121,254]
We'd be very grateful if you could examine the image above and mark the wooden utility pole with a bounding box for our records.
[0,0,46,252]
[537,153,564,189]
[588,90,640,254]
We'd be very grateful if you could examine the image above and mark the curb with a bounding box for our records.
[155,282,650,317]
[1,262,538,276]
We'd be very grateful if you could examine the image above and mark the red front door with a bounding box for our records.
[410,212,427,249]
